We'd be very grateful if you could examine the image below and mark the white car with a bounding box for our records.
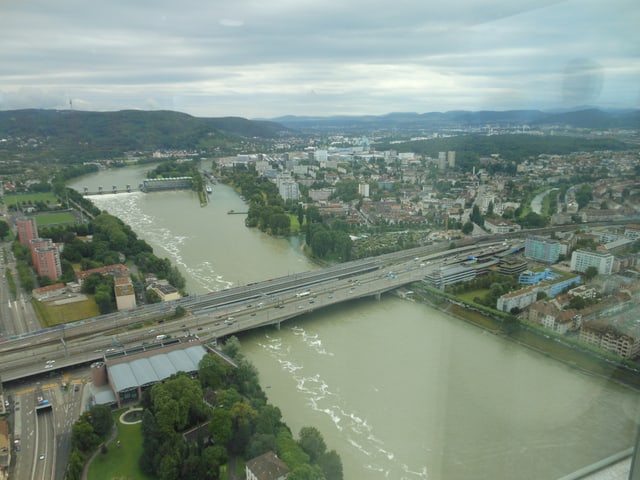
[44,364,53,369]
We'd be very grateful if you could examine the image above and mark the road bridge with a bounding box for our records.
[0,241,506,383]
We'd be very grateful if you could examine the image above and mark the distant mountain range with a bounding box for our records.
[269,108,640,132]
[0,109,290,144]
[0,109,637,155]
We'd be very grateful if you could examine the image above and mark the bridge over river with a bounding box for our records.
[0,241,504,383]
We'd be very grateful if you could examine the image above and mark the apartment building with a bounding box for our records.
[524,236,561,263]
[33,244,62,280]
[16,216,38,246]
[496,285,538,313]
[580,320,640,359]
[570,249,614,275]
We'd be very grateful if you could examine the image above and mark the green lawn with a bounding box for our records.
[457,289,488,304]
[4,192,58,207]
[88,412,154,480]
[33,298,100,326]
[35,211,77,225]
[287,213,303,234]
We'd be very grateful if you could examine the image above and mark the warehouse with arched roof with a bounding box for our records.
[104,342,208,407]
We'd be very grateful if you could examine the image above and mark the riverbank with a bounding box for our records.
[412,285,640,391]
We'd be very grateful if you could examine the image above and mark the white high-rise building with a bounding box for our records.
[447,151,456,168]
[358,182,370,198]
[277,175,300,201]
[314,149,328,162]
[570,249,614,274]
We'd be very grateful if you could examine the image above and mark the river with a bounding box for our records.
[68,166,639,479]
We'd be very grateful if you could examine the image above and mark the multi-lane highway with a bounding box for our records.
[0,241,510,382]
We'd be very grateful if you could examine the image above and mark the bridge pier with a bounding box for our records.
[275,321,281,330]
[375,293,381,301]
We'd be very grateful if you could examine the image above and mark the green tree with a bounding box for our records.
[461,221,474,235]
[246,433,278,459]
[0,220,9,240]
[298,426,326,463]
[209,407,233,447]
[71,418,100,453]
[318,450,344,480]
[229,401,258,454]
[306,205,322,225]
[287,464,325,480]
[199,354,230,390]
[94,282,115,314]
[277,427,310,471]
[202,445,227,479]
[569,296,586,310]
[89,404,114,437]
[310,230,331,258]
[151,374,207,433]
[583,266,598,281]
[255,404,283,435]
[66,450,85,480]
[470,205,483,225]
[140,410,161,474]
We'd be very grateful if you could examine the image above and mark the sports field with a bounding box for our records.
[35,211,77,225]
[4,192,58,207]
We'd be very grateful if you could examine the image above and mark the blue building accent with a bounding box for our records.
[519,268,581,298]
[542,275,581,297]
[519,268,558,285]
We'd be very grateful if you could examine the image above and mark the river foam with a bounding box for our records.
[257,324,430,480]
[88,192,234,292]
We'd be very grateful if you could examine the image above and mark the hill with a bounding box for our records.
[270,108,640,133]
[0,109,291,162]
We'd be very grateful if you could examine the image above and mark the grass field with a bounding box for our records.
[32,298,100,326]
[4,192,58,207]
[88,410,154,480]
[36,211,77,226]
[288,213,303,234]
[457,289,488,304]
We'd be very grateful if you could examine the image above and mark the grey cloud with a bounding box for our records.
[0,0,637,116]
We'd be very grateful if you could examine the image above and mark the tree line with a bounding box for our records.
[65,336,344,480]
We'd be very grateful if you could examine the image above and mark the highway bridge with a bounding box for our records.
[0,240,508,383]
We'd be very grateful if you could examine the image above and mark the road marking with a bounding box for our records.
[15,387,35,395]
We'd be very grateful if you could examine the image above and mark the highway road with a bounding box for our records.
[32,408,56,480]
[0,241,509,382]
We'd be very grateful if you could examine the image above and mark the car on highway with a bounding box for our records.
[44,364,53,369]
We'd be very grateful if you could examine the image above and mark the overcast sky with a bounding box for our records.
[1,0,638,118]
